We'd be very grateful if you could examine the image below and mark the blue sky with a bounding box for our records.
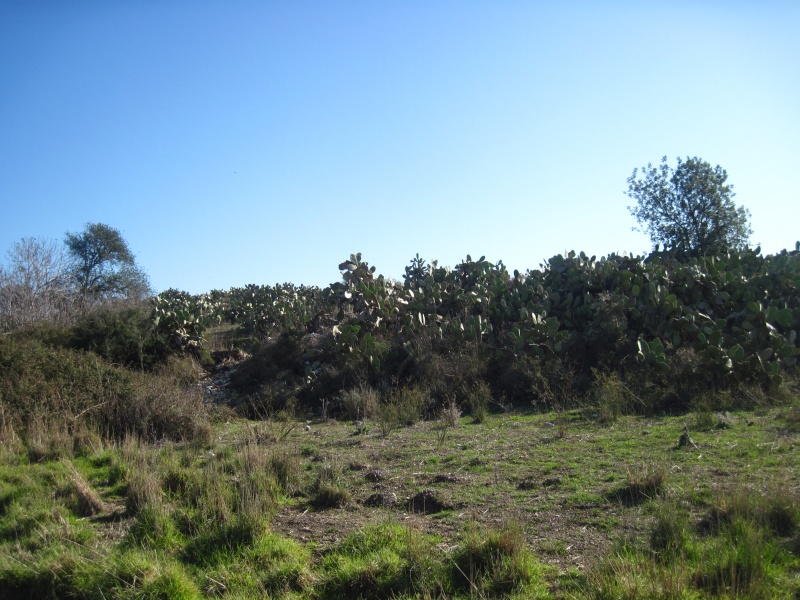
[2,1,798,294]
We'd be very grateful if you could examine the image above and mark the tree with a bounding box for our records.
[0,237,71,331]
[65,223,151,306]
[627,156,752,258]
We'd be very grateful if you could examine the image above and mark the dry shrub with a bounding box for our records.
[104,373,211,443]
[614,463,667,505]
[157,355,202,388]
[24,417,73,462]
[592,370,641,423]
[338,385,379,420]
[413,342,488,409]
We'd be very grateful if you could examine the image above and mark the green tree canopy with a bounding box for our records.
[65,223,150,306]
[627,156,752,258]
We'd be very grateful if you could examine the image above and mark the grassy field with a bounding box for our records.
[1,402,799,599]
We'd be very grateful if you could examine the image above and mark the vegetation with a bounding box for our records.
[0,400,797,599]
[0,187,798,597]
[627,156,752,258]
[65,222,151,308]
[149,243,800,418]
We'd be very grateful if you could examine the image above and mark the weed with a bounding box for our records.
[465,381,491,423]
[592,370,641,423]
[318,521,440,599]
[450,521,545,596]
[339,385,379,420]
[613,462,667,505]
[649,501,690,562]
[435,402,462,450]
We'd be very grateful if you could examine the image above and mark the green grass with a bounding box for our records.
[0,404,798,598]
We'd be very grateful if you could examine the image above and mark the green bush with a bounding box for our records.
[450,522,545,596]
[0,334,128,435]
[70,303,173,370]
[384,387,427,426]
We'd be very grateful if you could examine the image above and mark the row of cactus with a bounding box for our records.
[151,289,223,349]
[152,243,799,387]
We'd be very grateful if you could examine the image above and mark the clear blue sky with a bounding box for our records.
[2,1,798,294]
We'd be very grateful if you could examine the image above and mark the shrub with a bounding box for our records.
[157,355,202,389]
[613,463,667,505]
[649,502,690,562]
[0,334,127,436]
[310,463,351,509]
[591,370,641,423]
[228,333,306,398]
[388,387,428,426]
[464,381,491,423]
[103,373,211,443]
[413,343,488,409]
[450,522,544,596]
[338,385,379,420]
[496,354,580,411]
[70,303,173,370]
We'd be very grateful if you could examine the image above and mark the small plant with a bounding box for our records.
[435,401,462,450]
[450,521,544,596]
[592,370,639,423]
[649,501,690,562]
[465,381,491,424]
[614,462,667,505]
[310,463,351,508]
[338,385,379,420]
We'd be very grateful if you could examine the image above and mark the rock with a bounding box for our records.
[677,425,697,448]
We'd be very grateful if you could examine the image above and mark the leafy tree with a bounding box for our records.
[627,156,752,258]
[65,223,151,306]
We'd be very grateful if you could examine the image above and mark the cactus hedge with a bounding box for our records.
[152,244,800,406]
